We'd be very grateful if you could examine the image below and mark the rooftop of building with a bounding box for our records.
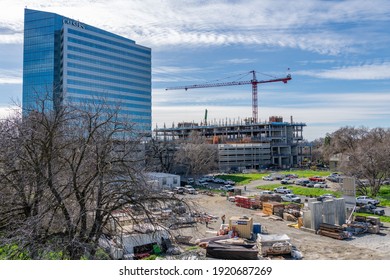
[155,116,306,132]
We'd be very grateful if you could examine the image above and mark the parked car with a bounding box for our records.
[173,187,185,194]
[356,204,385,216]
[281,178,295,184]
[356,196,380,206]
[281,194,301,203]
[271,173,284,180]
[184,185,196,194]
[284,173,299,179]
[198,178,208,183]
[198,182,209,188]
[317,193,336,202]
[219,185,233,191]
[274,186,292,194]
[262,175,274,181]
[259,190,275,195]
[382,179,390,185]
[309,176,325,182]
[295,179,310,186]
[213,178,226,184]
[306,181,316,188]
[203,176,215,182]
[162,190,174,197]
[225,180,236,185]
[327,174,342,182]
[314,182,328,188]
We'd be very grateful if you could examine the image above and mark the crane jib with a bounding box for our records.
[164,72,291,124]
[165,74,291,91]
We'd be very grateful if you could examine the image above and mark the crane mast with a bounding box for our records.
[165,70,291,123]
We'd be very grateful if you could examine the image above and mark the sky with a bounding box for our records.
[1,0,390,141]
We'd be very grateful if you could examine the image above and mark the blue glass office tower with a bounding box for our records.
[22,9,152,134]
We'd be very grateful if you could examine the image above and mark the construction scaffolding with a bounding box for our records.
[154,116,311,171]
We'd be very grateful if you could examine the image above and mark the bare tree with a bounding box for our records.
[0,96,194,259]
[145,138,177,173]
[174,131,218,176]
[323,126,390,196]
[310,137,327,166]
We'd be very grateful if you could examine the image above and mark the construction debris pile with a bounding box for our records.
[316,215,382,240]
[195,215,303,260]
[257,234,297,257]
[230,194,385,242]
[345,215,381,235]
[234,194,282,209]
[103,190,386,260]
[317,223,352,240]
[229,194,304,225]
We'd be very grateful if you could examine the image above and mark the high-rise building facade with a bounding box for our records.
[22,9,152,134]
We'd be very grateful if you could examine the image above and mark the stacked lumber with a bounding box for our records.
[317,223,350,240]
[262,202,284,216]
[235,196,251,208]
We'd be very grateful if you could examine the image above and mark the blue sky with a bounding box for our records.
[1,0,390,140]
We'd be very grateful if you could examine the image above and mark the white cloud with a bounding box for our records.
[222,58,257,65]
[152,66,206,76]
[0,69,22,84]
[297,63,390,80]
[0,33,23,44]
[1,0,388,54]
[152,66,213,83]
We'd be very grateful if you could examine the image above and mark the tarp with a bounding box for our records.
[206,241,259,260]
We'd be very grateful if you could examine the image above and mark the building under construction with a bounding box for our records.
[154,116,311,171]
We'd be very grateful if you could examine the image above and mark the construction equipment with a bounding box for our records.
[165,70,291,123]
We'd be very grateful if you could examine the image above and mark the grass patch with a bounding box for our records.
[378,186,390,207]
[217,173,267,185]
[280,170,331,178]
[0,244,31,260]
[217,170,333,186]
[256,184,341,197]
[217,171,390,206]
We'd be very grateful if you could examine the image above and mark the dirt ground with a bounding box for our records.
[175,180,390,260]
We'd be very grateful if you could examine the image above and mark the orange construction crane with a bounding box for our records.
[165,70,291,123]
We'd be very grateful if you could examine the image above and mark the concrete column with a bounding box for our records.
[311,201,323,231]
[302,210,312,229]
[334,198,346,225]
[323,200,335,225]
[307,198,318,210]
